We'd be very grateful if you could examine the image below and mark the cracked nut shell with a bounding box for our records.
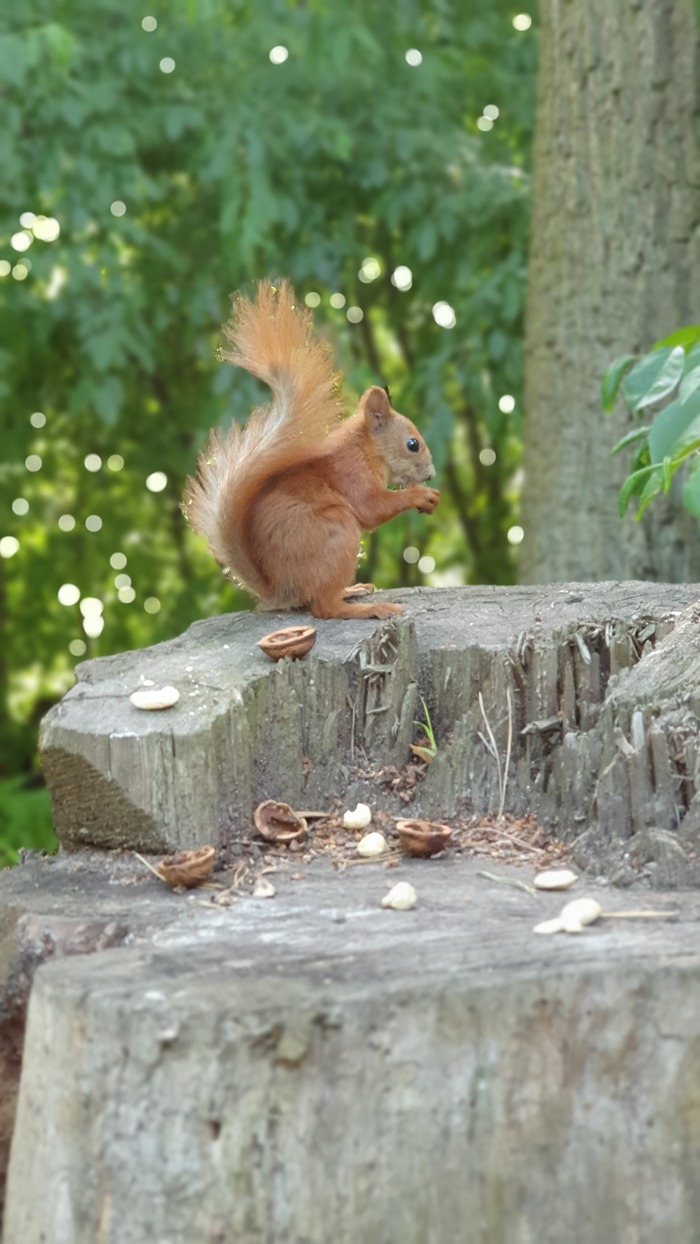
[253,800,307,844]
[257,625,317,661]
[395,819,452,857]
[156,846,215,888]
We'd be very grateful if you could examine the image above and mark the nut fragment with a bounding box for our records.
[533,869,577,891]
[381,881,417,911]
[253,800,307,844]
[533,896,602,936]
[356,832,388,858]
[396,818,452,857]
[253,877,276,899]
[155,846,215,888]
[342,803,372,830]
[130,685,180,710]
[257,625,317,661]
[559,897,602,933]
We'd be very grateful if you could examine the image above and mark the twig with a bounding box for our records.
[133,851,169,884]
[476,870,536,895]
[478,691,503,807]
[601,909,680,920]
[498,686,513,822]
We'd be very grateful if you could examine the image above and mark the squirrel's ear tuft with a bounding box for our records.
[361,385,392,430]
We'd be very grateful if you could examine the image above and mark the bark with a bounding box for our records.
[521,0,700,582]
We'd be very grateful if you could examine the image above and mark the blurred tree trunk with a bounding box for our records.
[521,0,700,583]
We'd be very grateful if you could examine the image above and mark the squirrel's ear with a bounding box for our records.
[361,385,392,431]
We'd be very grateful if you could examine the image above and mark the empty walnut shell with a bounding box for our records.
[156,846,215,888]
[395,819,452,858]
[257,625,317,661]
[253,800,307,844]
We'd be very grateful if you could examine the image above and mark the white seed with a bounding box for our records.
[381,881,417,911]
[356,832,387,858]
[533,869,577,891]
[559,897,602,933]
[533,917,565,936]
[130,685,180,710]
[343,802,372,830]
[533,897,602,936]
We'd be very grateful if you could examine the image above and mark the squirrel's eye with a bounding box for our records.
[406,437,420,453]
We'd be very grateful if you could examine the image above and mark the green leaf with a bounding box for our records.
[679,365,700,404]
[610,425,649,456]
[635,468,664,519]
[682,459,700,518]
[648,389,700,462]
[622,346,685,413]
[652,325,700,352]
[618,464,660,516]
[601,354,637,412]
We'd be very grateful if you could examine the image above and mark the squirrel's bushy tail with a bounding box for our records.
[183,280,342,600]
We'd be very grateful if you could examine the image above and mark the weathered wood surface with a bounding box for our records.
[2,849,700,1244]
[39,583,700,882]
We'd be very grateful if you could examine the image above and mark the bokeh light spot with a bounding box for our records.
[329,292,346,309]
[30,411,46,428]
[146,471,167,492]
[159,57,176,73]
[57,583,80,606]
[403,546,420,564]
[69,639,87,656]
[391,265,413,292]
[110,552,127,569]
[110,201,127,217]
[58,514,76,532]
[12,498,29,516]
[418,555,436,574]
[513,13,532,30]
[107,454,125,471]
[144,597,161,614]
[85,515,103,532]
[507,525,525,545]
[432,301,456,329]
[0,537,20,558]
[269,45,289,64]
[141,15,157,31]
[304,291,321,308]
[346,306,364,323]
[479,448,497,466]
[405,49,423,66]
[84,454,102,472]
[25,454,42,472]
[499,394,516,413]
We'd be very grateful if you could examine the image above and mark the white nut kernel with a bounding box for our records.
[130,685,180,710]
[559,898,602,933]
[356,832,387,858]
[343,803,372,830]
[381,881,417,911]
[533,917,565,936]
[533,869,577,891]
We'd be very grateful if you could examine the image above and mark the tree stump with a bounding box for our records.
[39,583,700,882]
[3,583,700,1241]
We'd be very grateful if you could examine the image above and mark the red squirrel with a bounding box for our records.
[183,280,440,620]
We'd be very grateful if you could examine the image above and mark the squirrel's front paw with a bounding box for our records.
[415,487,440,514]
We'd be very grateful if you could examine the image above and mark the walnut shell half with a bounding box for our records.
[156,846,216,888]
[257,625,317,661]
[395,819,452,858]
[253,800,307,844]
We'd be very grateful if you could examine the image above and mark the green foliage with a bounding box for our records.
[1,0,538,854]
[0,777,57,867]
[603,328,700,519]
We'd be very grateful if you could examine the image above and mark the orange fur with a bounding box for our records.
[184,280,440,619]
